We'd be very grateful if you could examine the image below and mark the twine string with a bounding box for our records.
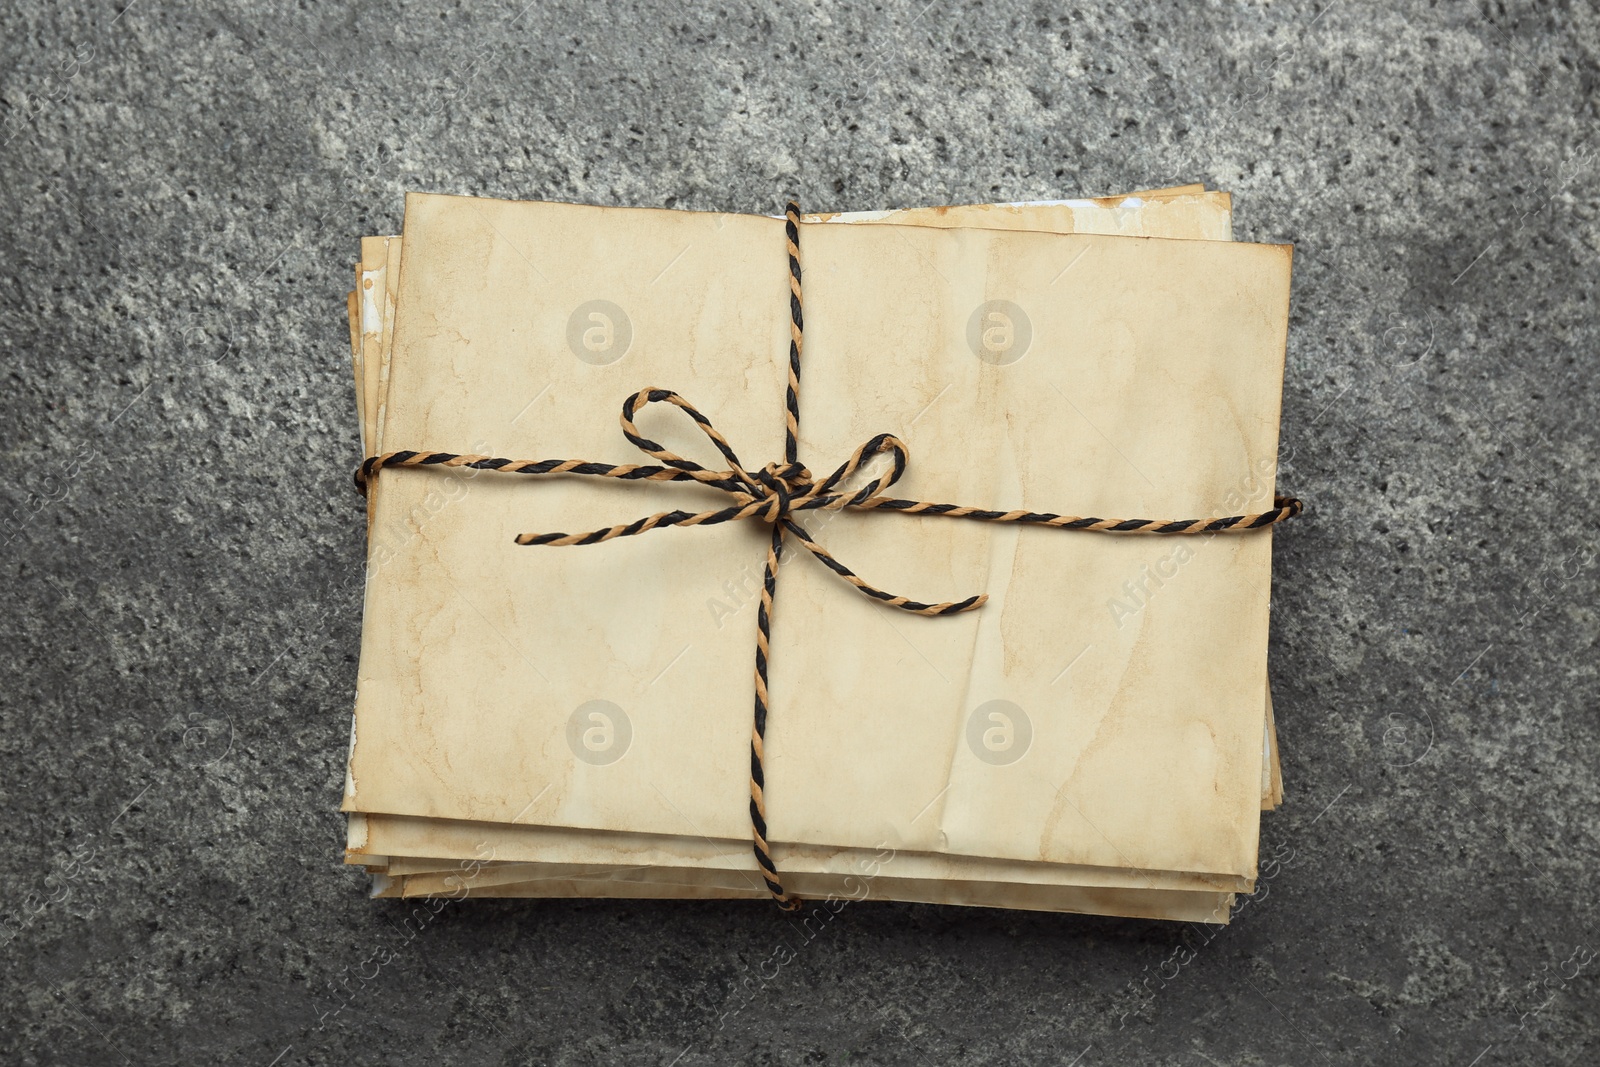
[354,201,1303,910]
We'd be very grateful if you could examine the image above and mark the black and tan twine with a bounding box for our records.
[355,201,1303,910]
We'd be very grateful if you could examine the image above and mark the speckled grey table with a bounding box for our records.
[3,2,1597,1064]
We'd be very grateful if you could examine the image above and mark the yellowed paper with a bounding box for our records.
[341,188,1282,913]
[352,813,1246,892]
[810,191,1232,242]
[340,185,1286,908]
[386,867,1236,923]
[348,195,1289,892]
[357,236,388,458]
[347,287,363,446]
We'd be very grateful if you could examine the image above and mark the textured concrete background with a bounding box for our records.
[2,1,1597,1064]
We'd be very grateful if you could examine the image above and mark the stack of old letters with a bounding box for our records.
[339,183,1293,923]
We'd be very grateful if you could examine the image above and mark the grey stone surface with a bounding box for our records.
[2,1,1597,1063]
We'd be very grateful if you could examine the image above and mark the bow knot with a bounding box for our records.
[603,386,915,538]
[514,386,973,615]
